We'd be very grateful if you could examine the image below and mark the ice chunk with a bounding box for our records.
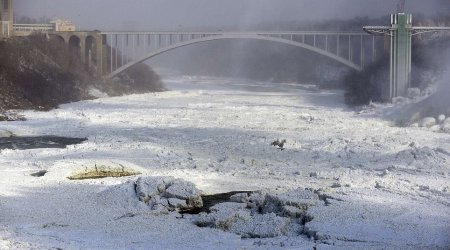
[135,176,174,203]
[420,117,436,128]
[136,176,203,211]
[0,129,13,138]
[230,193,249,203]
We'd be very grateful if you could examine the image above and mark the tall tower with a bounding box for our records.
[364,15,450,101]
[390,13,412,98]
[0,0,13,39]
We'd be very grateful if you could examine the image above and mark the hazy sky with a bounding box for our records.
[14,0,449,31]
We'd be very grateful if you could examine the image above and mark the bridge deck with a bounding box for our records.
[101,31,369,36]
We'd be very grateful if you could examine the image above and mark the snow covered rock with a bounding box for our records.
[193,202,249,228]
[210,202,250,218]
[437,114,446,123]
[395,146,448,169]
[230,213,294,238]
[282,205,304,218]
[268,189,319,208]
[165,180,203,209]
[441,123,450,133]
[407,88,421,99]
[165,181,199,200]
[194,202,295,238]
[95,180,153,212]
[420,117,436,128]
[88,87,108,98]
[230,193,249,203]
[263,189,319,216]
[192,189,319,238]
[135,176,203,212]
[298,113,315,122]
[392,96,409,105]
[135,176,173,203]
[430,125,441,132]
[247,191,267,210]
[168,198,187,209]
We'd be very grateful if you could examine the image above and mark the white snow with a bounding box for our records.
[0,75,449,249]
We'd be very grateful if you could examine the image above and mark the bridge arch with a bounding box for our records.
[108,34,362,78]
[50,35,65,44]
[68,35,81,55]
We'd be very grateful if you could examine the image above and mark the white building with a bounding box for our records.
[50,19,76,32]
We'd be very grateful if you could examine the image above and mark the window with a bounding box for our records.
[3,0,8,10]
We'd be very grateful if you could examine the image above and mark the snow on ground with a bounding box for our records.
[0,75,449,249]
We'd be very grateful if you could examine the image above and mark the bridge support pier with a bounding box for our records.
[365,14,450,101]
[80,38,86,65]
[389,13,412,99]
[101,34,108,76]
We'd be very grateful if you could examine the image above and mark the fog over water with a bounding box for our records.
[14,0,449,31]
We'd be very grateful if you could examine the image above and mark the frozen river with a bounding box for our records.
[0,76,449,249]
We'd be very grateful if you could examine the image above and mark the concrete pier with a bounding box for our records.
[390,13,412,98]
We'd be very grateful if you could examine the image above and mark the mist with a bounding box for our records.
[412,58,450,119]
[14,0,448,31]
[384,32,450,125]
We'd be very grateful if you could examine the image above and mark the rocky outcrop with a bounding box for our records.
[135,176,203,213]
[192,189,320,238]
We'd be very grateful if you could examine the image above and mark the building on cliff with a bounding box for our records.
[50,19,76,32]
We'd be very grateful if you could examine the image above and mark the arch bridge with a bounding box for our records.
[101,31,379,78]
[20,30,378,79]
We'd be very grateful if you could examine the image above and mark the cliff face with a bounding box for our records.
[0,34,164,113]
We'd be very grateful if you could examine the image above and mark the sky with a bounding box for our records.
[13,0,450,31]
